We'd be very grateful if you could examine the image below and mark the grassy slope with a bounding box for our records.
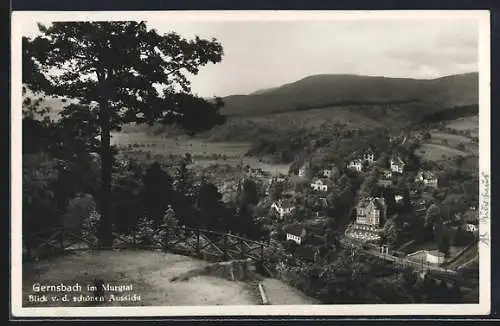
[415,114,479,165]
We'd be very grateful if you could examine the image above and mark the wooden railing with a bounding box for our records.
[24,226,283,276]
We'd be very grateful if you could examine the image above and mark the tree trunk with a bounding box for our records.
[97,75,114,247]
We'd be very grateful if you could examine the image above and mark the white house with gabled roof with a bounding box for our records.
[286,225,307,245]
[347,159,363,172]
[310,178,329,192]
[271,199,295,220]
[415,170,439,188]
[390,156,405,174]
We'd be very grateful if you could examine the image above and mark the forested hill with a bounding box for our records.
[220,72,479,117]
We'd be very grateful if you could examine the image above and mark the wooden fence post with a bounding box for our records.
[223,234,229,260]
[260,243,264,265]
[196,229,200,256]
[240,238,245,260]
[59,229,64,251]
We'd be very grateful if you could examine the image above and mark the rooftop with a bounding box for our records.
[357,197,386,210]
[417,170,437,180]
[286,224,306,236]
[391,156,405,164]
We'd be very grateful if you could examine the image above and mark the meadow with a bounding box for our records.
[444,116,479,138]
[415,115,479,164]
[112,131,291,176]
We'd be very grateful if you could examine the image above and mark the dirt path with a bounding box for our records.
[261,278,319,305]
[22,250,258,307]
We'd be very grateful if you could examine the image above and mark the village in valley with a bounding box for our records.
[210,129,480,281]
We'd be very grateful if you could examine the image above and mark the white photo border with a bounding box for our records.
[10,9,491,317]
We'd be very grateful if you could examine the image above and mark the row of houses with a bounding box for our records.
[346,149,376,172]
[345,148,406,175]
[298,163,339,179]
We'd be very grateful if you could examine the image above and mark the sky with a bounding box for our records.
[21,13,480,98]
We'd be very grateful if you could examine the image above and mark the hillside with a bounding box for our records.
[23,72,478,128]
[221,73,479,120]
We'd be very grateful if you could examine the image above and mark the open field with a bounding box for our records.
[23,250,260,307]
[112,132,250,157]
[430,132,473,145]
[444,115,479,138]
[416,143,469,162]
[428,132,478,156]
[112,132,291,176]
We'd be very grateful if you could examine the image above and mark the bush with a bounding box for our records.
[81,209,101,247]
[63,193,97,231]
[134,216,161,246]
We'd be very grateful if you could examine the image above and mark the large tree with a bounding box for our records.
[23,22,226,246]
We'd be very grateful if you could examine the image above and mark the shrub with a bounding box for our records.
[134,216,159,246]
[81,209,101,247]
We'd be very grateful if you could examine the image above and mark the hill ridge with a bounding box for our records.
[221,72,478,118]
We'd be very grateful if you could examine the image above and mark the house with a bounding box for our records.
[415,170,439,188]
[271,199,295,220]
[286,225,307,245]
[322,164,338,178]
[426,250,445,265]
[394,194,404,204]
[268,175,286,186]
[355,197,387,227]
[347,159,363,172]
[361,150,376,163]
[310,179,329,192]
[390,156,405,174]
[378,169,393,187]
[464,223,479,232]
[298,163,310,178]
[382,169,393,179]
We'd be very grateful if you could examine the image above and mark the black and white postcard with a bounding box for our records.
[11,10,491,317]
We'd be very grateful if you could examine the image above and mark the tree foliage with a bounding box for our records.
[140,162,175,227]
[239,179,259,206]
[23,22,226,245]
